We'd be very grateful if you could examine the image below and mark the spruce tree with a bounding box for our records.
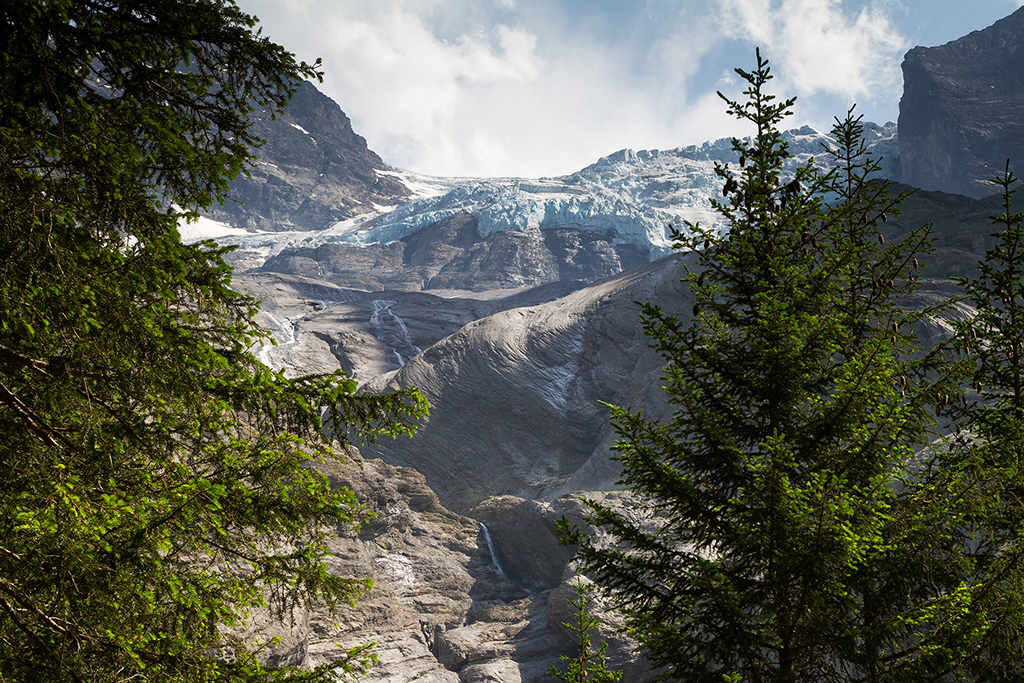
[0,1,427,681]
[944,162,1024,681]
[548,580,622,683]
[561,52,966,683]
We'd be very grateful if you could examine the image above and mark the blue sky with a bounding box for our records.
[237,0,1024,178]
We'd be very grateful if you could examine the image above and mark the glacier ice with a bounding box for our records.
[201,123,898,265]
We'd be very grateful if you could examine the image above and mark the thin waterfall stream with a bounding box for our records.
[370,300,422,367]
[479,523,509,580]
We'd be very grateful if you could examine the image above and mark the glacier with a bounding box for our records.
[194,122,898,265]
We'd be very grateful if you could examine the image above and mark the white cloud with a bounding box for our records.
[237,0,909,178]
[239,0,737,177]
[714,0,908,103]
[319,10,546,175]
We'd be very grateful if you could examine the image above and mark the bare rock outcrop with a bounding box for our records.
[204,81,410,231]
[355,180,1003,515]
[228,453,652,683]
[467,496,578,595]
[230,271,589,381]
[899,7,1024,198]
[362,253,695,512]
[257,213,649,293]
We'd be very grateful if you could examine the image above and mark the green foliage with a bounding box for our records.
[560,51,987,683]
[0,1,427,681]
[956,161,1024,420]
[548,580,622,683]
[945,162,1024,680]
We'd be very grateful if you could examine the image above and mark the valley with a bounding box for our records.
[187,8,1024,682]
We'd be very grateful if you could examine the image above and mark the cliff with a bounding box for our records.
[899,7,1024,197]
[203,81,410,231]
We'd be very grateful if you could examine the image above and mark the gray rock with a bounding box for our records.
[459,659,522,683]
[219,452,659,683]
[204,81,410,231]
[353,180,1013,514]
[361,252,694,512]
[899,7,1024,198]
[257,213,651,293]
[468,497,579,594]
[231,271,591,381]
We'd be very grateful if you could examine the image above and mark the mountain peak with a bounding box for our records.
[899,7,1024,197]
[202,81,410,232]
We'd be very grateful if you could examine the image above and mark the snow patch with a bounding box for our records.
[177,215,253,242]
[537,323,585,411]
[376,168,458,200]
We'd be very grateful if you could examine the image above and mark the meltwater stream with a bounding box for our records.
[369,300,422,367]
[479,523,509,580]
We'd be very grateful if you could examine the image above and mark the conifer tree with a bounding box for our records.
[944,162,1024,681]
[0,1,427,681]
[548,580,623,683]
[560,52,969,683]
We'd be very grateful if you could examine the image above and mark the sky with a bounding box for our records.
[237,0,1024,179]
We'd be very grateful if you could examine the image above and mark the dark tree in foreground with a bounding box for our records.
[943,163,1024,681]
[0,1,427,681]
[560,52,987,683]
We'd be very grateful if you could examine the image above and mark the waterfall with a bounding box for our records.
[479,523,509,579]
[255,312,298,368]
[369,300,422,367]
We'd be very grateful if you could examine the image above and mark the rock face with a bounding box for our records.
[231,179,1005,518]
[204,81,410,231]
[899,7,1024,198]
[226,199,993,680]
[230,271,591,381]
[231,452,650,683]
[352,182,1003,514]
[362,253,695,512]
[257,214,650,293]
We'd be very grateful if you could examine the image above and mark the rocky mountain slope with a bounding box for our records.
[231,179,1001,513]
[899,6,1024,197]
[359,253,692,512]
[229,450,650,683]
[202,81,410,232]
[195,91,896,292]
[225,193,985,682]
[232,273,590,381]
